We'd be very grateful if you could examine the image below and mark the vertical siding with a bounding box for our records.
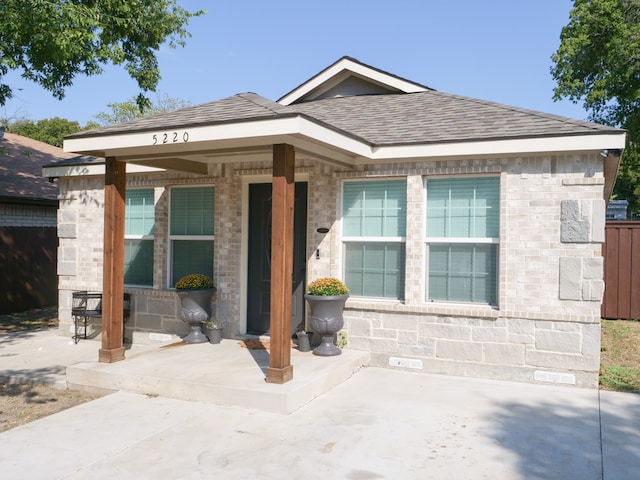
[602,222,640,319]
[0,226,58,314]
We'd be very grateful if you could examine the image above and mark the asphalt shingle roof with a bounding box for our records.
[0,132,76,202]
[67,89,620,146]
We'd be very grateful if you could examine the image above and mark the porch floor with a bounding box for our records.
[66,338,370,414]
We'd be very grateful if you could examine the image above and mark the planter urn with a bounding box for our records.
[177,287,216,343]
[304,293,349,356]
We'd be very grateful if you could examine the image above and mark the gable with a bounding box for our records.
[278,56,430,105]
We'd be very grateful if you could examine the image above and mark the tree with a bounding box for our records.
[551,0,640,217]
[0,1,205,110]
[93,93,193,125]
[7,117,82,148]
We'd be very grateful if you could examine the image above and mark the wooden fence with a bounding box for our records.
[0,226,58,314]
[602,221,640,320]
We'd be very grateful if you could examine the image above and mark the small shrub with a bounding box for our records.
[175,274,214,290]
[306,277,349,296]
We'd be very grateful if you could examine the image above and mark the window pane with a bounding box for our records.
[170,187,215,236]
[124,240,153,286]
[171,240,214,286]
[428,244,497,304]
[343,180,406,237]
[345,242,405,299]
[126,189,154,236]
[427,177,499,238]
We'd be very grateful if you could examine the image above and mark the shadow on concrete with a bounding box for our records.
[487,396,640,479]
[0,366,67,386]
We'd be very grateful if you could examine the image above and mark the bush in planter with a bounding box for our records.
[304,278,349,356]
[306,277,349,297]
[175,274,215,343]
[175,273,214,290]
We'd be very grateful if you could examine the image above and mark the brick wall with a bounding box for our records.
[56,152,605,387]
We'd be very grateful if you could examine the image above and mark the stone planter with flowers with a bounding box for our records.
[304,277,349,356]
[175,273,216,344]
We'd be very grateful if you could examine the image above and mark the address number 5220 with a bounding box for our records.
[152,131,190,145]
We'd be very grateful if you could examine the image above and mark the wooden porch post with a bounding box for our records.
[265,144,295,384]
[99,157,126,363]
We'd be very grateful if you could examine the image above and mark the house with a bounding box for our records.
[44,57,626,387]
[0,131,76,313]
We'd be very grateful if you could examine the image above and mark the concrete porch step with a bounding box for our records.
[66,339,370,414]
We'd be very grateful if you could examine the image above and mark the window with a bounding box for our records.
[124,189,154,286]
[343,180,406,299]
[169,186,215,287]
[425,177,499,305]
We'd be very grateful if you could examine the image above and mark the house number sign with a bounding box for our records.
[152,131,189,145]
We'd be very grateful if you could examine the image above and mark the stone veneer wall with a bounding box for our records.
[56,152,605,387]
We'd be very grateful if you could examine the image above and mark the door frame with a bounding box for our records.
[240,174,309,334]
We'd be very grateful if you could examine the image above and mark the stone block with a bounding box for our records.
[535,330,581,353]
[148,297,177,316]
[349,317,372,337]
[526,350,599,371]
[134,313,163,330]
[398,330,417,345]
[484,343,525,365]
[57,223,77,238]
[508,319,535,335]
[57,261,76,276]
[383,314,418,331]
[369,337,399,354]
[581,323,601,356]
[436,340,483,361]
[559,257,583,300]
[561,199,590,243]
[592,199,606,243]
[472,326,507,342]
[420,323,471,340]
[584,257,603,280]
[583,279,605,301]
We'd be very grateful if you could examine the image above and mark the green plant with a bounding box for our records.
[175,273,214,290]
[306,277,349,296]
[201,318,219,328]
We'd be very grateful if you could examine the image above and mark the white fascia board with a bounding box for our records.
[42,163,164,178]
[278,58,428,106]
[366,132,627,162]
[64,116,371,161]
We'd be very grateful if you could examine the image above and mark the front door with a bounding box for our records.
[247,182,307,335]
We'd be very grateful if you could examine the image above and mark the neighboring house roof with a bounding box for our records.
[0,131,75,205]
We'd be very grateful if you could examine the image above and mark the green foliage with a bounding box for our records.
[0,1,205,109]
[7,117,82,147]
[93,93,193,126]
[175,274,213,290]
[306,277,349,296]
[551,0,640,216]
[600,366,640,393]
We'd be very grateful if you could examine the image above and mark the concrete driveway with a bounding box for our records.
[1,365,639,479]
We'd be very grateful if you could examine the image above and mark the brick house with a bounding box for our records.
[45,57,625,387]
[0,131,76,313]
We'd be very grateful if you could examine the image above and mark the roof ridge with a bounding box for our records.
[236,92,283,115]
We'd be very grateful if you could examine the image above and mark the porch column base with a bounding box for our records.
[265,365,293,384]
[98,347,125,363]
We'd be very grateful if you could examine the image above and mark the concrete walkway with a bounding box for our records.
[1,329,639,479]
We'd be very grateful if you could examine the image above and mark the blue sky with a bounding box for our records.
[1,0,588,126]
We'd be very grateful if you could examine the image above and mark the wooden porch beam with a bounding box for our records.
[99,157,126,363]
[265,144,295,384]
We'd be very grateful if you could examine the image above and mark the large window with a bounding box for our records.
[343,180,406,299]
[425,177,499,305]
[169,186,215,287]
[124,189,154,286]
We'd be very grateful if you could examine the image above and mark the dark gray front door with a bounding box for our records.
[247,182,307,335]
